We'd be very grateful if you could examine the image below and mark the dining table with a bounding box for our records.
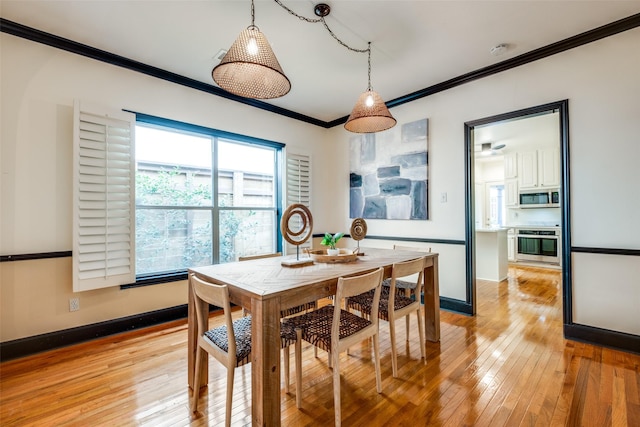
[188,247,440,426]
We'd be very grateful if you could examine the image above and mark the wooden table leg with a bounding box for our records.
[423,255,440,343]
[251,296,281,426]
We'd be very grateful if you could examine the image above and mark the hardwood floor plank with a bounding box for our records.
[1,265,639,426]
[519,347,563,426]
[612,367,629,427]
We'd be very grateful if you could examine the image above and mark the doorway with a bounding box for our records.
[464,100,571,319]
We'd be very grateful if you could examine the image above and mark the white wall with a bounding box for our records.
[329,28,640,335]
[476,159,504,183]
[2,26,639,341]
[0,34,327,341]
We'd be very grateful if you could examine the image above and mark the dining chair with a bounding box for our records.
[383,245,431,301]
[283,267,384,426]
[189,274,300,425]
[347,256,426,378]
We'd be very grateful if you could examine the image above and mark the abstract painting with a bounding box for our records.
[349,118,428,220]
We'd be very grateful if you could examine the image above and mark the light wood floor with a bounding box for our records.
[1,265,638,426]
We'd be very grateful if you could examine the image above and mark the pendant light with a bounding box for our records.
[344,43,396,134]
[212,0,291,99]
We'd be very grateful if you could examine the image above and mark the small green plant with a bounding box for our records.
[321,232,344,250]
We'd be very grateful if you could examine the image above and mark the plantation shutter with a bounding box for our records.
[285,152,312,255]
[73,101,136,292]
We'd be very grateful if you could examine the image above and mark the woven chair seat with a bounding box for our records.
[280,321,298,348]
[283,306,372,353]
[204,315,252,368]
[382,277,415,290]
[281,301,317,318]
[382,278,423,303]
[348,290,415,321]
[244,301,317,318]
[203,316,298,368]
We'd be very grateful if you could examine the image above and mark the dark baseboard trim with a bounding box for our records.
[440,297,473,315]
[0,251,72,263]
[1,295,471,361]
[0,304,193,362]
[564,324,640,355]
[5,303,635,362]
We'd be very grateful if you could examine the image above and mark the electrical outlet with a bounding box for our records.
[69,297,80,312]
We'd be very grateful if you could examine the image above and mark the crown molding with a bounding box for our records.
[2,13,639,128]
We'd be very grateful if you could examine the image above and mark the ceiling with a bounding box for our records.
[473,111,559,161]
[2,1,639,124]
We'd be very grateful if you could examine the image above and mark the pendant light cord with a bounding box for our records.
[250,0,255,26]
[272,0,372,89]
[272,0,369,54]
[367,42,372,91]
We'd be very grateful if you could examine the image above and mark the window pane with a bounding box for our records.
[219,210,276,263]
[134,119,282,278]
[218,140,275,207]
[136,208,212,274]
[136,126,212,207]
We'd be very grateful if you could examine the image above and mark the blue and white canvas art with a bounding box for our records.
[349,118,429,220]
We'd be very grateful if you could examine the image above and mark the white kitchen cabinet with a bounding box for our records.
[518,151,538,189]
[504,152,517,179]
[539,148,560,187]
[505,178,518,206]
[508,233,516,261]
[518,148,559,189]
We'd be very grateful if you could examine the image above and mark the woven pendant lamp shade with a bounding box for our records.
[212,26,291,99]
[344,90,397,133]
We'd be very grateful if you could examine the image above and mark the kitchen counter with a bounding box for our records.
[476,227,510,232]
[508,224,560,230]
[475,228,508,282]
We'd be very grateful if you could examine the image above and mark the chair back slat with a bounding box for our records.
[388,257,425,306]
[191,274,236,357]
[333,267,384,346]
[336,267,384,300]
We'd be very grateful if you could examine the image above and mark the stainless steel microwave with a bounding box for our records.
[519,190,560,208]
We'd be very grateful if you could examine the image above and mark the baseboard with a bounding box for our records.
[410,294,472,316]
[0,305,190,362]
[5,303,634,362]
[564,323,640,355]
[439,297,473,315]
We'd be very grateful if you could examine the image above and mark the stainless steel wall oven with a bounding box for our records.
[516,229,560,263]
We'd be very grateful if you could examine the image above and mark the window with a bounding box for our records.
[135,115,283,279]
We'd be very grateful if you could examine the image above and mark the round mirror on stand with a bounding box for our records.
[350,217,367,255]
[280,204,314,267]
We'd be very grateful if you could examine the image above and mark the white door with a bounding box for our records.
[485,182,505,227]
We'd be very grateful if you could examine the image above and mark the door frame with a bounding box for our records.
[463,100,571,320]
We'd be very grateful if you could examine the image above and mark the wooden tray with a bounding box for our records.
[307,249,358,264]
